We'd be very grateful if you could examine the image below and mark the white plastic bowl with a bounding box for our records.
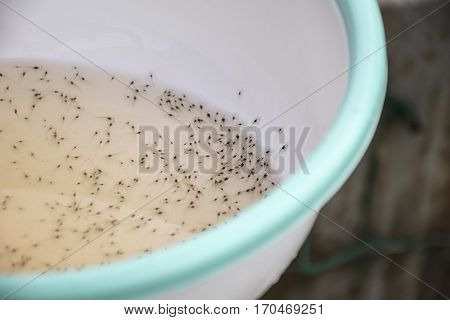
[0,0,387,299]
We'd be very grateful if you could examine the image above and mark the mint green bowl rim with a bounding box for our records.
[0,0,387,299]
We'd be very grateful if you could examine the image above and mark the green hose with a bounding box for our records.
[297,237,430,275]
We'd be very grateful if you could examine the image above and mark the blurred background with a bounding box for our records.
[264,0,449,299]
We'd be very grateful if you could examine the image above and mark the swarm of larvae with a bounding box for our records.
[0,63,284,273]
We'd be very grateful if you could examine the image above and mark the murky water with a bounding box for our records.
[0,62,276,273]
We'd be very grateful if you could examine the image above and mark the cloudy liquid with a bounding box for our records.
[0,62,275,273]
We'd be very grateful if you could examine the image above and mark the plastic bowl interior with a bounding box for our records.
[0,0,387,299]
